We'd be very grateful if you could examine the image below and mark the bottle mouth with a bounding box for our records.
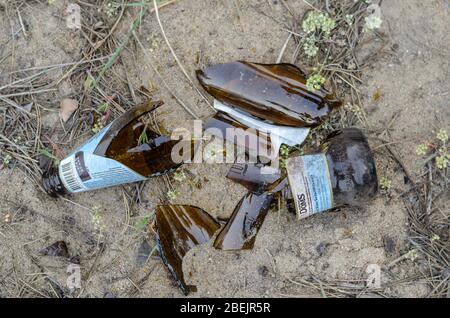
[42,166,66,197]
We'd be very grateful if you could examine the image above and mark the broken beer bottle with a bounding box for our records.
[42,101,192,196]
[286,128,378,219]
[197,61,342,127]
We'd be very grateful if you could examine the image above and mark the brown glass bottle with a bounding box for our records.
[42,101,192,196]
[286,128,378,219]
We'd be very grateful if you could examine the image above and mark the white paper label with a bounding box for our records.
[286,154,333,219]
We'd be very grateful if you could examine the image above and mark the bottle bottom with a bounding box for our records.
[42,166,67,197]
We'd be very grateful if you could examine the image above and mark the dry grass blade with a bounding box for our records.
[132,31,199,119]
[152,0,213,110]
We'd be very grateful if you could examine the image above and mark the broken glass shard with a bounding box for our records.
[226,162,284,194]
[39,241,70,258]
[155,205,220,295]
[197,61,341,127]
[213,192,274,251]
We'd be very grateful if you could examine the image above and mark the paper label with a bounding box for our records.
[286,154,333,219]
[58,124,146,193]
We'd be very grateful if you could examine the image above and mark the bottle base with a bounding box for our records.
[42,166,67,197]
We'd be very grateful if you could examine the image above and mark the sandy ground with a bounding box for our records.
[0,0,448,298]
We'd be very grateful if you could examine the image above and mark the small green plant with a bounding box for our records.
[138,129,149,146]
[379,177,391,191]
[415,144,428,156]
[364,14,382,30]
[302,11,336,37]
[416,128,449,170]
[204,146,225,163]
[92,120,104,134]
[301,11,336,59]
[364,4,383,30]
[2,154,12,168]
[172,168,187,183]
[39,149,60,167]
[97,103,108,114]
[436,155,449,170]
[345,103,362,115]
[306,73,326,92]
[303,35,319,58]
[167,190,180,201]
[406,249,419,261]
[279,144,290,169]
[148,34,160,53]
[135,212,155,231]
[105,1,119,17]
[436,128,448,143]
[92,205,105,231]
[84,76,94,91]
[345,14,354,25]
[430,234,440,242]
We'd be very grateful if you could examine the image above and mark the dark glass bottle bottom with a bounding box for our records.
[42,166,67,197]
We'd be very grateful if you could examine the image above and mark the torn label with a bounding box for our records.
[213,99,310,153]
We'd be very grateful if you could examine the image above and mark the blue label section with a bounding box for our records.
[302,154,333,214]
[59,123,147,193]
[82,153,146,190]
[72,123,112,155]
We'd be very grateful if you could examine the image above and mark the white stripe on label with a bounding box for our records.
[59,156,84,193]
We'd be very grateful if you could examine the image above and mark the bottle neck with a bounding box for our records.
[42,166,67,197]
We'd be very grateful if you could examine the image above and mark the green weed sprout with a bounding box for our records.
[364,15,382,30]
[302,11,336,37]
[167,190,180,201]
[303,35,319,58]
[105,1,119,17]
[406,249,419,262]
[415,144,428,156]
[306,73,326,92]
[138,130,149,146]
[135,212,155,231]
[92,120,104,134]
[2,154,12,167]
[436,155,449,170]
[435,129,449,170]
[416,129,448,170]
[92,205,105,231]
[345,14,354,25]
[301,11,336,58]
[436,129,448,143]
[379,177,392,191]
[172,168,187,183]
[279,144,290,169]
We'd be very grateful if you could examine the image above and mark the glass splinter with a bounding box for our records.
[155,205,220,295]
[197,61,342,127]
[213,192,274,251]
[226,162,284,194]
